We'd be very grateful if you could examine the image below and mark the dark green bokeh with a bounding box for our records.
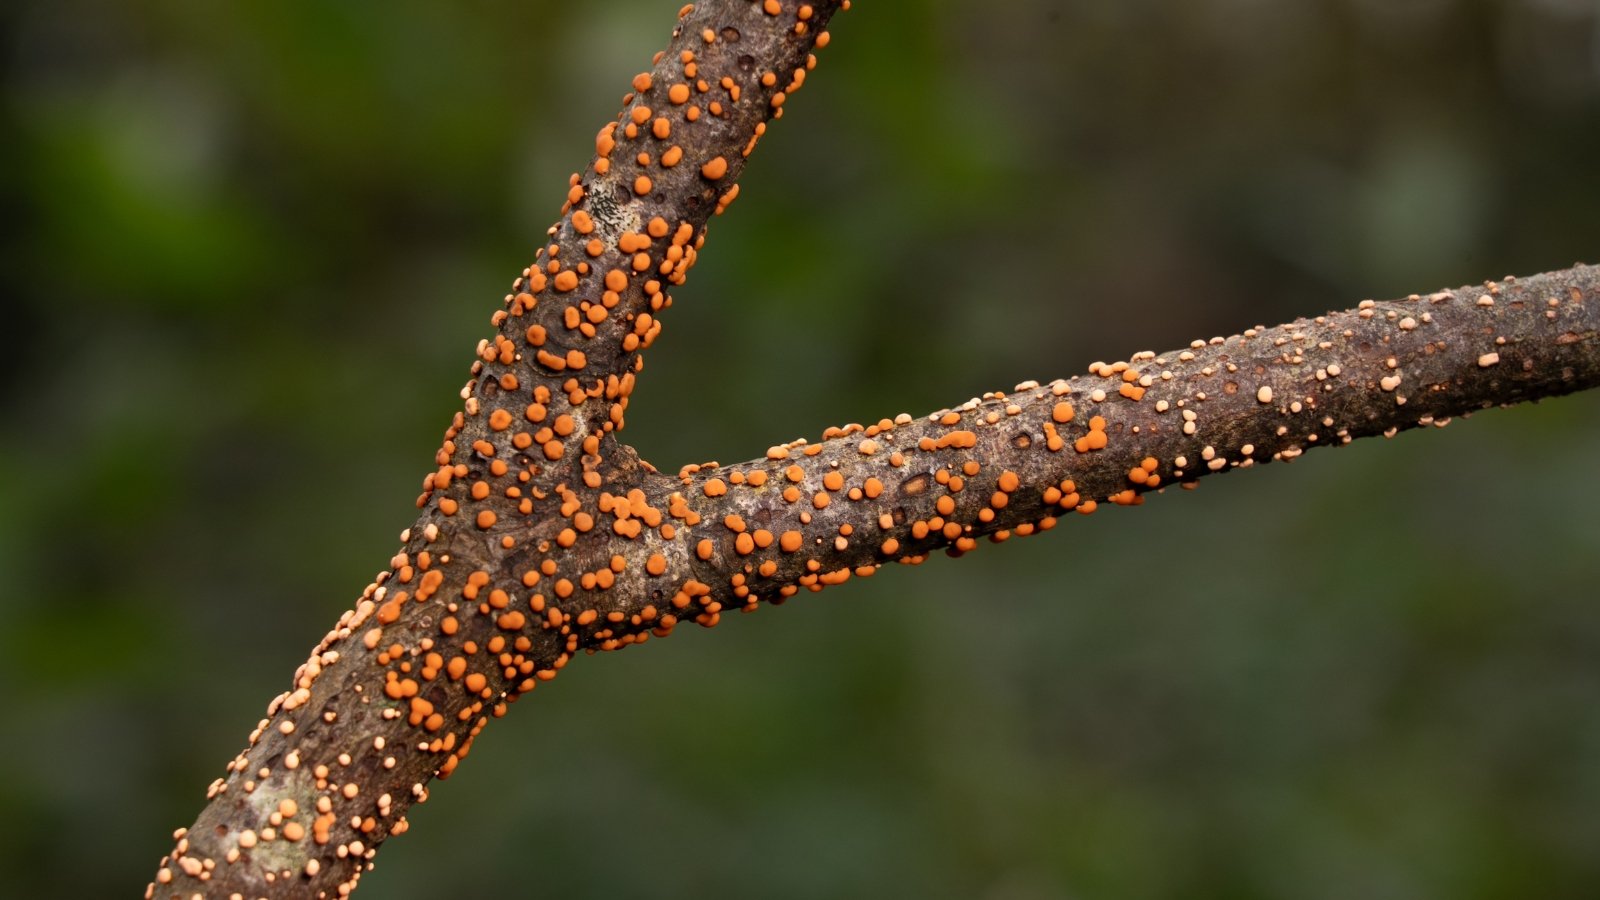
[4,1,1600,897]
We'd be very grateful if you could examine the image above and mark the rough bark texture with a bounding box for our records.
[150,1,1600,898]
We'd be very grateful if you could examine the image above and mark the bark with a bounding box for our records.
[150,1,1600,898]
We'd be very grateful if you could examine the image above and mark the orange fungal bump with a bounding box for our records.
[701,156,729,180]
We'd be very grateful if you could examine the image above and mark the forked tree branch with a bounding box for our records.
[149,1,1598,897]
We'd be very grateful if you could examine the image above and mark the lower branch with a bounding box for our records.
[664,264,1600,604]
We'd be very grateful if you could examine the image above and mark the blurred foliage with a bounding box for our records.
[3,0,1600,897]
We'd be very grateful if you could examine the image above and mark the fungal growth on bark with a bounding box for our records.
[150,1,1599,898]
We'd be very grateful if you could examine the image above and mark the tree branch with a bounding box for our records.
[150,0,1599,896]
[665,264,1599,601]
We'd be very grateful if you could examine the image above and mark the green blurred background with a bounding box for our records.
[5,1,1600,897]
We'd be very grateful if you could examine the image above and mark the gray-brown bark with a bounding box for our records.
[150,1,1599,897]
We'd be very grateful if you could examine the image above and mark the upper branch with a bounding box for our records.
[448,0,842,484]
